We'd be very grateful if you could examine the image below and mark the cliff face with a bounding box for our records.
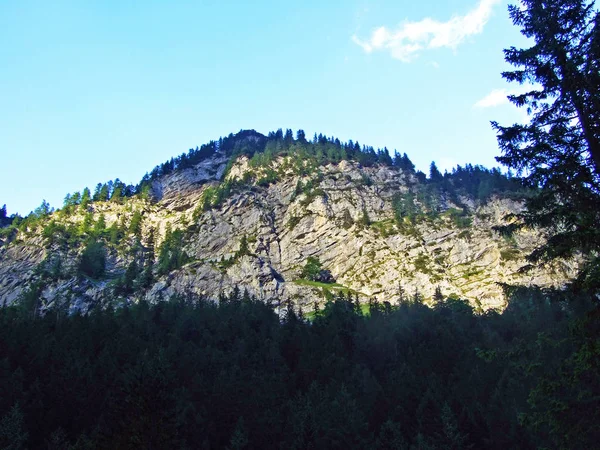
[0,152,577,313]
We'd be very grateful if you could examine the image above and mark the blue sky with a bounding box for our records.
[0,0,529,215]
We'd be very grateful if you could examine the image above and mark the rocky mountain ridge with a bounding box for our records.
[0,131,578,313]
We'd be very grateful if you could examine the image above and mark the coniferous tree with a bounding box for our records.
[412,288,423,305]
[93,183,102,201]
[236,235,249,258]
[97,184,110,202]
[80,187,91,211]
[392,191,417,225]
[429,161,443,182]
[32,200,52,218]
[108,221,124,246]
[395,152,415,172]
[71,191,82,206]
[129,211,143,239]
[79,212,93,235]
[433,286,444,304]
[283,128,294,147]
[492,0,600,288]
[156,224,189,275]
[111,179,126,203]
[93,214,106,238]
[121,261,138,295]
[79,239,106,278]
[296,129,307,143]
[396,284,406,304]
[378,148,393,166]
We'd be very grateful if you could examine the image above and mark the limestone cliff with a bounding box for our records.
[0,139,577,313]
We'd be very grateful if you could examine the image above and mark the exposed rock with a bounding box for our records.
[0,154,578,312]
[151,153,229,201]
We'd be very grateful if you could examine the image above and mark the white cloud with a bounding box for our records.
[352,34,373,53]
[473,84,540,109]
[352,0,501,62]
[473,88,510,108]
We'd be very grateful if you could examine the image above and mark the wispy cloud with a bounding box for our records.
[473,84,539,108]
[352,0,501,62]
[473,88,510,108]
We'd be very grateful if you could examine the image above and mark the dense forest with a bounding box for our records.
[0,288,598,449]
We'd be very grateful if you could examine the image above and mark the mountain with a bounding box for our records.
[0,129,577,313]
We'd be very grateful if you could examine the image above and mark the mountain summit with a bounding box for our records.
[0,129,576,313]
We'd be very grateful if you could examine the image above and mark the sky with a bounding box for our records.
[0,0,531,216]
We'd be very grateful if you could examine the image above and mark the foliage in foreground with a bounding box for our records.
[0,288,597,449]
[493,0,600,288]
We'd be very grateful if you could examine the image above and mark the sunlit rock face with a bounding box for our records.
[0,153,577,313]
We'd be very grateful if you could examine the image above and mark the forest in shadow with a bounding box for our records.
[0,287,597,449]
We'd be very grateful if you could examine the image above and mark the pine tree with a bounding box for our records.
[129,211,143,239]
[397,284,406,305]
[70,191,82,206]
[412,288,423,305]
[492,0,600,288]
[122,261,138,295]
[236,235,249,258]
[284,128,294,146]
[98,184,110,202]
[108,221,124,246]
[433,286,444,304]
[80,212,94,235]
[79,239,106,278]
[80,187,91,211]
[33,199,52,218]
[93,183,102,201]
[429,161,443,182]
[144,226,156,265]
[296,129,307,143]
[93,214,107,237]
[397,153,415,172]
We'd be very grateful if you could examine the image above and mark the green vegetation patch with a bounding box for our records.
[370,219,397,237]
[500,247,521,262]
[443,208,473,229]
[293,279,345,289]
[413,253,432,274]
[292,279,364,298]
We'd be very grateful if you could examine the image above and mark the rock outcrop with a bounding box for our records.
[0,154,577,312]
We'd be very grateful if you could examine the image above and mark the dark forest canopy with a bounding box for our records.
[0,288,598,449]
